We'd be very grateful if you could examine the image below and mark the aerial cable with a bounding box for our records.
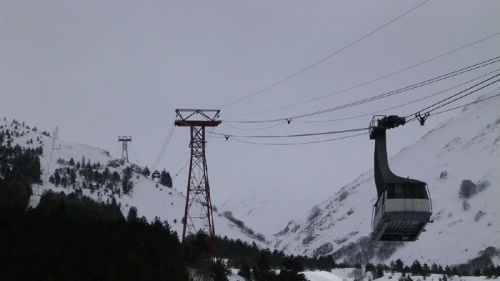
[407,72,500,117]
[225,55,500,123]
[294,67,500,123]
[214,73,500,142]
[215,92,500,146]
[219,0,431,108]
[221,121,287,131]
[221,132,368,146]
[174,158,190,177]
[427,92,500,117]
[114,141,120,160]
[166,151,190,173]
[208,127,368,139]
[152,124,176,170]
[217,90,500,146]
[408,77,500,122]
[227,30,500,117]
[223,54,500,124]
[130,143,142,165]
[406,72,500,122]
[215,86,500,147]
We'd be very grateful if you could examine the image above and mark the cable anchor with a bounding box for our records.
[415,112,430,126]
[224,135,230,141]
[286,118,292,124]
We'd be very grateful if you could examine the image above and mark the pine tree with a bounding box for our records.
[211,260,229,281]
[122,167,133,194]
[238,262,252,280]
[254,254,276,281]
[112,171,120,182]
[103,167,110,179]
[473,268,481,276]
[54,172,61,187]
[410,260,423,276]
[160,170,173,187]
[127,207,138,222]
[70,172,76,185]
[444,266,452,277]
[142,166,150,177]
[393,259,404,273]
[422,263,430,276]
[366,263,375,277]
[375,264,385,278]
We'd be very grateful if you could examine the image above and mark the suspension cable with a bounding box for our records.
[220,132,368,146]
[221,121,287,131]
[152,124,176,170]
[214,73,500,142]
[406,73,500,121]
[281,67,500,123]
[219,90,500,146]
[223,55,500,124]
[227,31,500,117]
[208,127,368,139]
[219,0,430,108]
[428,92,500,117]
[216,85,500,146]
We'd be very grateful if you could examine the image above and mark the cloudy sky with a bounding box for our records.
[2,0,500,231]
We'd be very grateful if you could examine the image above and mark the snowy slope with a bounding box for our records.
[302,270,497,281]
[0,118,268,248]
[274,91,500,266]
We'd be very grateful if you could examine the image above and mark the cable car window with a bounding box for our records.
[386,183,428,199]
[386,184,404,198]
[410,185,429,199]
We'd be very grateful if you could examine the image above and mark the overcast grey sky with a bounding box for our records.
[2,0,500,228]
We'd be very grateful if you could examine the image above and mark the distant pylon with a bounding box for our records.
[52,127,60,150]
[118,136,132,162]
[175,109,221,257]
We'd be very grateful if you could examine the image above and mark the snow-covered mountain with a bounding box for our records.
[273,91,500,266]
[0,117,269,248]
[3,89,499,267]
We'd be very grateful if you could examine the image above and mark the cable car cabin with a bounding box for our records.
[372,181,431,241]
[369,115,432,241]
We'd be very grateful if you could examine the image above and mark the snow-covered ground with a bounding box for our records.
[304,271,344,281]
[228,268,498,281]
[304,270,498,281]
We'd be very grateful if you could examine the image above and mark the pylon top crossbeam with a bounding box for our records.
[174,109,221,127]
[118,136,132,141]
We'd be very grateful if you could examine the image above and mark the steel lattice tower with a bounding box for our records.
[174,109,221,255]
[118,136,132,162]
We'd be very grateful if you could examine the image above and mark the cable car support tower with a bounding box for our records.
[174,109,221,255]
[118,136,132,163]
